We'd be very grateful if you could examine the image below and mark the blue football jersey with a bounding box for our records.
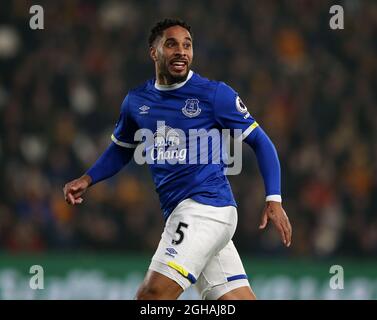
[112,71,259,220]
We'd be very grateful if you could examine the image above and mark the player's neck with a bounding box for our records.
[156,71,189,86]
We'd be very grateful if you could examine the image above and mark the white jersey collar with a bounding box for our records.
[154,70,193,91]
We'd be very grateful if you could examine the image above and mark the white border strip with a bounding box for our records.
[154,70,193,91]
[266,195,282,202]
[242,121,259,140]
[111,134,138,148]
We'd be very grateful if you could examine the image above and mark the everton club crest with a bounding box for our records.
[182,98,201,118]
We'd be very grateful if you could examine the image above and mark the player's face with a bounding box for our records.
[151,25,193,83]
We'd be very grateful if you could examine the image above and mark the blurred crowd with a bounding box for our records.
[0,0,376,257]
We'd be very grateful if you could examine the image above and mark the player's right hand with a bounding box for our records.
[63,175,92,205]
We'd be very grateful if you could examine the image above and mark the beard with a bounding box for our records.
[158,58,191,84]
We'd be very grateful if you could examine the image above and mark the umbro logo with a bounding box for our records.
[165,247,178,258]
[139,105,150,114]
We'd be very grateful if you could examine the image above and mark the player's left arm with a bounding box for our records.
[244,126,292,247]
[214,82,292,247]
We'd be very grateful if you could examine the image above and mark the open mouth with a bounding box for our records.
[170,60,187,72]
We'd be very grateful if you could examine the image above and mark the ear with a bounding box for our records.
[150,46,157,62]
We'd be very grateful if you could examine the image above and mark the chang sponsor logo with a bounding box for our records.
[151,124,187,162]
[133,121,244,174]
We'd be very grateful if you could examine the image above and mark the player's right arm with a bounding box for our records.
[63,143,135,205]
[63,94,138,205]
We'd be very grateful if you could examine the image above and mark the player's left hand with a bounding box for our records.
[259,201,292,247]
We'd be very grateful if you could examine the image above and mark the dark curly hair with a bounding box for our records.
[148,18,192,47]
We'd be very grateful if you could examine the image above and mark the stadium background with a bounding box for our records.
[0,0,376,299]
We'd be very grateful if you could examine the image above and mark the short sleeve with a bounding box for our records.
[214,82,260,140]
[111,94,139,148]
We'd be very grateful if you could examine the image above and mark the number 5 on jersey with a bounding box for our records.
[172,222,189,245]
